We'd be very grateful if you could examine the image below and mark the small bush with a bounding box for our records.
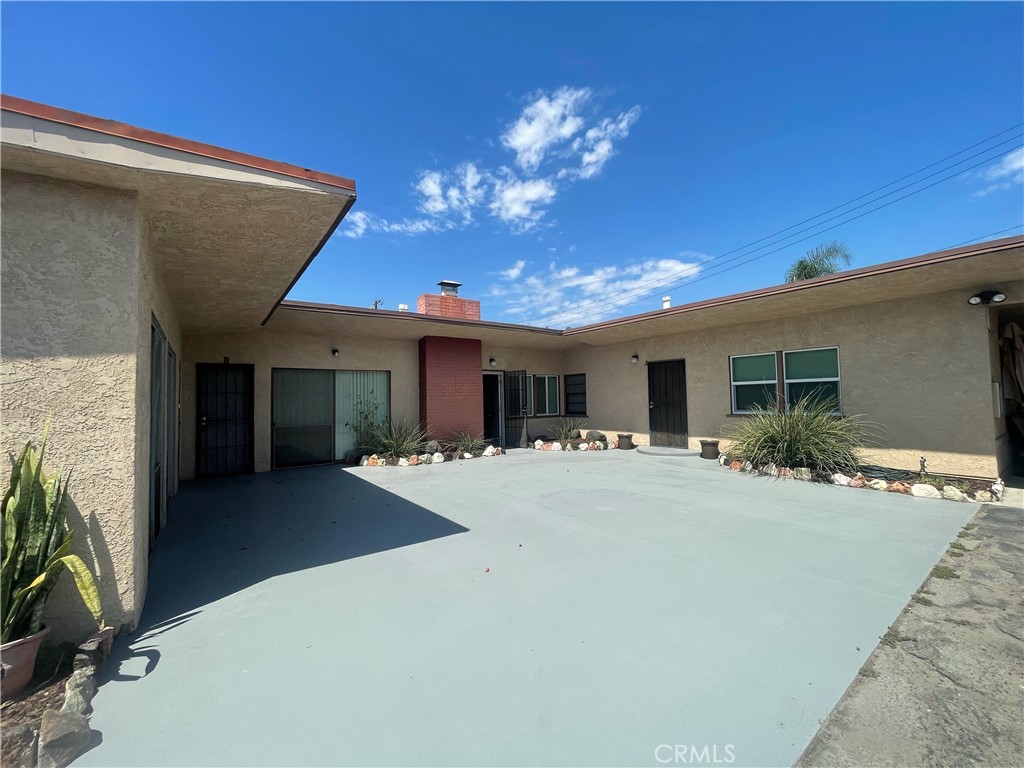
[552,417,586,442]
[721,394,878,475]
[445,432,489,455]
[368,418,428,460]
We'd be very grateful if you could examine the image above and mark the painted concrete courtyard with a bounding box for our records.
[75,449,977,767]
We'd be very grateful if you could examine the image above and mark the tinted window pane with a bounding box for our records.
[546,377,559,415]
[784,348,839,380]
[734,383,776,411]
[732,354,776,383]
[787,381,840,408]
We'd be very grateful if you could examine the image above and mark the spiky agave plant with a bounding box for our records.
[1,433,103,644]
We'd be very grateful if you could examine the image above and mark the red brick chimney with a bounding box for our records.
[417,280,480,320]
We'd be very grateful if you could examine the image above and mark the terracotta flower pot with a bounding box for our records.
[1,626,50,701]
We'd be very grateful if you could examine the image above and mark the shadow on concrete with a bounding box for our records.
[99,465,468,683]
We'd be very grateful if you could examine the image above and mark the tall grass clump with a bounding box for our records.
[722,394,878,475]
[552,417,586,442]
[445,432,489,455]
[366,418,428,460]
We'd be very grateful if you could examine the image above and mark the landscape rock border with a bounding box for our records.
[359,444,503,467]
[717,454,1005,505]
[2,627,113,768]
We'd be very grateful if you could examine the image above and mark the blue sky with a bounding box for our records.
[3,2,1022,326]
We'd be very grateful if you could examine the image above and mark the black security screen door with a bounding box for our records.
[196,363,254,477]
[504,370,528,448]
[648,359,688,447]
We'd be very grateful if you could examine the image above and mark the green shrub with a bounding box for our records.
[2,431,104,643]
[347,395,384,456]
[552,417,586,442]
[445,432,489,455]
[721,394,878,476]
[368,418,428,460]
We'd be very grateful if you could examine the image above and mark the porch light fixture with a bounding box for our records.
[631,354,639,364]
[967,290,1006,305]
[489,358,497,368]
[331,348,340,357]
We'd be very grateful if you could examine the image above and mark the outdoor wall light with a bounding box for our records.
[631,354,640,364]
[489,358,497,368]
[331,348,340,357]
[967,290,1007,306]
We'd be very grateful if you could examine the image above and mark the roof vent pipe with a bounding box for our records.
[662,296,671,309]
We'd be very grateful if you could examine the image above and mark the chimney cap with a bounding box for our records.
[437,280,462,296]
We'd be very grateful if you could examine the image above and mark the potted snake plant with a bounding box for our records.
[1,431,104,701]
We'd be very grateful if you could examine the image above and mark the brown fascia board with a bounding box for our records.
[564,235,1024,336]
[278,300,565,336]
[0,94,357,192]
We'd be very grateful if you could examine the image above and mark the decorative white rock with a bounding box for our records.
[973,490,994,503]
[482,445,496,457]
[463,452,473,459]
[868,479,888,491]
[941,486,967,502]
[910,484,942,499]
[832,473,851,486]
[991,480,1005,501]
[398,458,409,467]
[718,454,729,467]
[551,442,563,451]
[359,455,370,467]
[432,452,445,463]
[578,442,589,451]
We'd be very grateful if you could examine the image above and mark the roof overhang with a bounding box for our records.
[1,95,357,333]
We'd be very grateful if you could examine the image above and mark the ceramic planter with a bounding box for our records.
[1,626,50,701]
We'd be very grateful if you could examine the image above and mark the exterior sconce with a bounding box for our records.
[489,358,497,368]
[331,348,340,357]
[967,290,1006,305]
[631,354,639,364]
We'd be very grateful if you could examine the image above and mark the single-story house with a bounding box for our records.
[2,95,1023,640]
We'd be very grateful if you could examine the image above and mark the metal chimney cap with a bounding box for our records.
[437,280,462,296]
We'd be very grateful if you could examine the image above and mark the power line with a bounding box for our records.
[525,124,1024,325]
[547,144,1022,326]
[942,224,1023,249]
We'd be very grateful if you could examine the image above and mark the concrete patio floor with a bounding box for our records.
[75,450,977,767]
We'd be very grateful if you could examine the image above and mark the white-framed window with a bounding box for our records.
[730,352,778,413]
[783,346,841,412]
[533,374,559,416]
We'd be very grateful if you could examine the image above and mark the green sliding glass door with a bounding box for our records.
[334,370,389,460]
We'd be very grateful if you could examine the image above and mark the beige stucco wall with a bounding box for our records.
[480,344,570,439]
[563,288,1012,478]
[1,171,145,639]
[180,331,420,477]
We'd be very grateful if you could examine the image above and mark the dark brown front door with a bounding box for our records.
[648,359,688,447]
[196,363,254,477]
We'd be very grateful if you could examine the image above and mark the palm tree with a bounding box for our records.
[785,241,852,282]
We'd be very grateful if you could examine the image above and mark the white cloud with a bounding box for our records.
[489,174,557,232]
[348,86,640,238]
[560,106,642,180]
[493,255,704,327]
[500,87,591,173]
[341,210,446,238]
[500,260,526,280]
[975,147,1024,197]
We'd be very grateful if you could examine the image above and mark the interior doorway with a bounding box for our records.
[482,371,504,446]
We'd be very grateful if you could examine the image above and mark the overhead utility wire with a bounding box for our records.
[553,144,1023,325]
[525,124,1024,325]
[531,134,1022,325]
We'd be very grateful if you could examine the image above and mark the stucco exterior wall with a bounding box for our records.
[563,289,1004,477]
[180,331,420,477]
[1,171,144,639]
[480,344,569,438]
